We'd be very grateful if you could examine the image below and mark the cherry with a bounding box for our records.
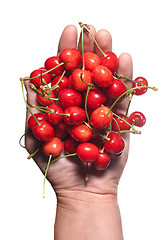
[64,136,79,154]
[45,104,63,125]
[104,132,125,154]
[32,120,55,142]
[45,56,65,75]
[72,69,92,91]
[54,122,69,140]
[93,150,111,170]
[70,124,92,142]
[51,75,69,93]
[77,142,99,163]
[100,51,119,73]
[63,106,86,125]
[129,111,146,127]
[92,65,113,87]
[59,88,82,109]
[59,48,82,70]
[132,77,148,95]
[43,137,63,156]
[85,87,106,110]
[68,74,74,89]
[107,79,127,100]
[30,69,51,87]
[82,52,100,71]
[90,106,113,129]
[28,113,46,129]
[36,86,56,106]
[112,114,132,131]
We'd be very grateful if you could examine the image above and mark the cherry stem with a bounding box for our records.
[85,85,92,123]
[50,153,77,164]
[19,132,27,149]
[43,154,52,198]
[113,112,137,132]
[107,85,158,114]
[20,62,65,81]
[125,93,133,118]
[79,22,106,57]
[114,74,141,84]
[48,70,66,91]
[113,117,121,135]
[84,121,110,141]
[85,163,89,181]
[114,130,141,134]
[81,26,85,70]
[80,73,94,87]
[21,81,41,126]
[27,146,40,159]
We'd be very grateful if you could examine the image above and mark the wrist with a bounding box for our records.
[54,190,123,240]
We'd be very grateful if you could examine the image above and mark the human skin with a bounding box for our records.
[25,24,133,240]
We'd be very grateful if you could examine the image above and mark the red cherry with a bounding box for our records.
[32,120,55,142]
[45,104,63,125]
[64,136,79,154]
[104,132,125,154]
[107,79,127,100]
[63,106,86,125]
[90,106,113,129]
[54,122,69,140]
[36,87,56,106]
[93,151,111,170]
[129,111,146,127]
[77,142,99,163]
[132,77,148,95]
[43,137,63,156]
[85,87,106,110]
[51,75,69,93]
[59,88,82,109]
[59,48,82,70]
[45,56,65,75]
[72,69,92,91]
[30,69,51,87]
[92,65,113,87]
[82,52,100,71]
[68,74,74,89]
[70,124,92,142]
[100,51,119,73]
[28,113,46,129]
[112,114,132,131]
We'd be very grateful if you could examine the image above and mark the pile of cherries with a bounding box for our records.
[20,23,157,188]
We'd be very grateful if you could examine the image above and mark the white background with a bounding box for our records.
[1,0,161,239]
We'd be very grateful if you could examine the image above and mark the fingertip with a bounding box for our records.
[118,52,133,78]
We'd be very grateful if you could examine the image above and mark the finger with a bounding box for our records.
[94,29,112,57]
[57,25,78,54]
[78,25,96,53]
[116,52,133,114]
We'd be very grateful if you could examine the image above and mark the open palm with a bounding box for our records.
[25,24,133,197]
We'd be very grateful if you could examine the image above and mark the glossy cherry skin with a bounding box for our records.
[54,122,69,140]
[92,65,113,87]
[100,51,119,73]
[77,142,99,163]
[129,111,146,127]
[28,113,46,129]
[32,120,55,142]
[64,136,79,154]
[93,151,111,170]
[59,48,82,70]
[59,88,82,109]
[45,56,65,75]
[30,69,51,87]
[72,69,92,91]
[45,104,63,125]
[112,114,132,131]
[70,124,92,142]
[85,87,106,110]
[43,137,63,156]
[81,52,100,71]
[36,87,56,106]
[90,106,113,129]
[104,132,125,154]
[51,75,69,93]
[107,79,127,100]
[63,106,86,125]
[132,77,148,95]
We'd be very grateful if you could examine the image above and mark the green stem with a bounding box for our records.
[113,112,136,131]
[81,26,85,70]
[113,117,121,135]
[85,85,92,123]
[19,132,27,148]
[30,104,70,117]
[84,121,110,141]
[50,153,77,164]
[27,147,40,159]
[43,154,52,198]
[21,81,40,126]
